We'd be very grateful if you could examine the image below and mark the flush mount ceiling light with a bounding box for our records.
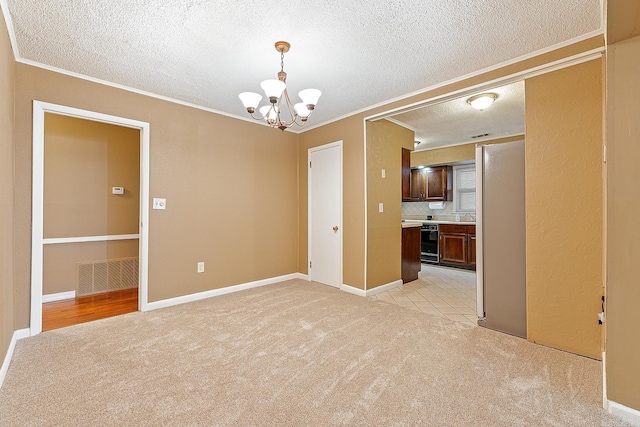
[467,93,498,110]
[239,41,321,131]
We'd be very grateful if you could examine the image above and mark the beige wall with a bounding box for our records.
[44,114,140,237]
[13,63,300,325]
[411,135,524,167]
[297,36,603,292]
[297,115,367,289]
[0,8,15,364]
[42,114,140,295]
[366,120,414,289]
[524,59,603,360]
[43,240,139,294]
[607,0,640,44]
[606,34,640,411]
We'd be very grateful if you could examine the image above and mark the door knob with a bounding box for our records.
[333,226,339,232]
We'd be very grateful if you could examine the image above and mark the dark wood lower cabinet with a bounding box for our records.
[401,226,422,283]
[439,224,476,270]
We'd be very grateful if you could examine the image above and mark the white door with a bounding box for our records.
[308,142,342,287]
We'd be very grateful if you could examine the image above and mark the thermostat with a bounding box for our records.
[112,187,124,195]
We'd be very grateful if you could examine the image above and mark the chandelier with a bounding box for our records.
[238,41,321,131]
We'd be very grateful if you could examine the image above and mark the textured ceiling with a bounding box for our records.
[389,81,525,150]
[4,0,601,134]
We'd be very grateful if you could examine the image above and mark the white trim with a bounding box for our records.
[341,284,367,297]
[475,146,485,319]
[42,291,76,303]
[365,49,603,125]
[608,401,640,426]
[363,120,368,290]
[43,234,140,245]
[2,0,603,139]
[341,279,403,297]
[414,134,525,153]
[303,31,604,133]
[31,101,150,335]
[382,117,417,133]
[603,351,607,409]
[146,273,307,311]
[307,141,344,289]
[0,328,30,390]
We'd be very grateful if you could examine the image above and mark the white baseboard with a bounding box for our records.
[145,273,308,311]
[0,328,30,390]
[341,284,367,297]
[42,291,76,303]
[341,279,403,297]
[608,401,640,426]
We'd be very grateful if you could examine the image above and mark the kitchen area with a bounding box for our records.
[380,81,527,336]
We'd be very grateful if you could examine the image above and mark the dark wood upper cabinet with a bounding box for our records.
[407,165,452,202]
[402,148,411,201]
[410,168,425,201]
[425,166,452,201]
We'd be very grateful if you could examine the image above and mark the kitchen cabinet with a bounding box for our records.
[439,224,476,270]
[402,148,411,201]
[401,224,422,283]
[408,166,452,202]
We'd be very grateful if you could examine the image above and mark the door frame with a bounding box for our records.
[308,140,343,288]
[30,101,151,336]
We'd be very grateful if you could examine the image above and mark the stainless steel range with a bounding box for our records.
[421,223,439,264]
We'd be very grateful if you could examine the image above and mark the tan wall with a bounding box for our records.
[524,59,603,360]
[411,135,524,167]
[297,115,367,289]
[44,114,140,237]
[607,0,640,44]
[606,34,640,411]
[13,64,300,326]
[366,120,414,289]
[43,240,139,294]
[0,8,15,364]
[298,36,603,292]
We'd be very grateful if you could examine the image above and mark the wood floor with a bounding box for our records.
[42,288,138,331]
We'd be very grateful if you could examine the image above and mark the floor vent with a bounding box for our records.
[76,257,139,296]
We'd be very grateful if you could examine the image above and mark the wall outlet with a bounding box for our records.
[379,202,384,213]
[197,262,205,273]
[381,169,386,178]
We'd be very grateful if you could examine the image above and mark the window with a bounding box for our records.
[453,165,476,213]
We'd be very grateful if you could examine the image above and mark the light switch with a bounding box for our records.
[381,169,386,178]
[153,198,166,210]
[197,262,205,273]
[379,203,384,213]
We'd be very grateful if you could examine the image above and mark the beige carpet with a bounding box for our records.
[0,280,629,426]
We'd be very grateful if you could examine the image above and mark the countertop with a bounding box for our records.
[402,219,476,225]
[401,222,422,228]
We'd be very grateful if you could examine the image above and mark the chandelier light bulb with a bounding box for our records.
[260,79,286,102]
[238,92,263,112]
[294,103,311,119]
[298,89,322,109]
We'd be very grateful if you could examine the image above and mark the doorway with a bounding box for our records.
[308,141,343,288]
[31,101,150,335]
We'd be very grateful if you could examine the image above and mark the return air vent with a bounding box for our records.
[471,133,490,139]
[76,257,139,296]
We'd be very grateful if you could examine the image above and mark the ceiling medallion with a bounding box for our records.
[239,41,322,131]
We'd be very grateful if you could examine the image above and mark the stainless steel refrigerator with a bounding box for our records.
[475,140,527,338]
